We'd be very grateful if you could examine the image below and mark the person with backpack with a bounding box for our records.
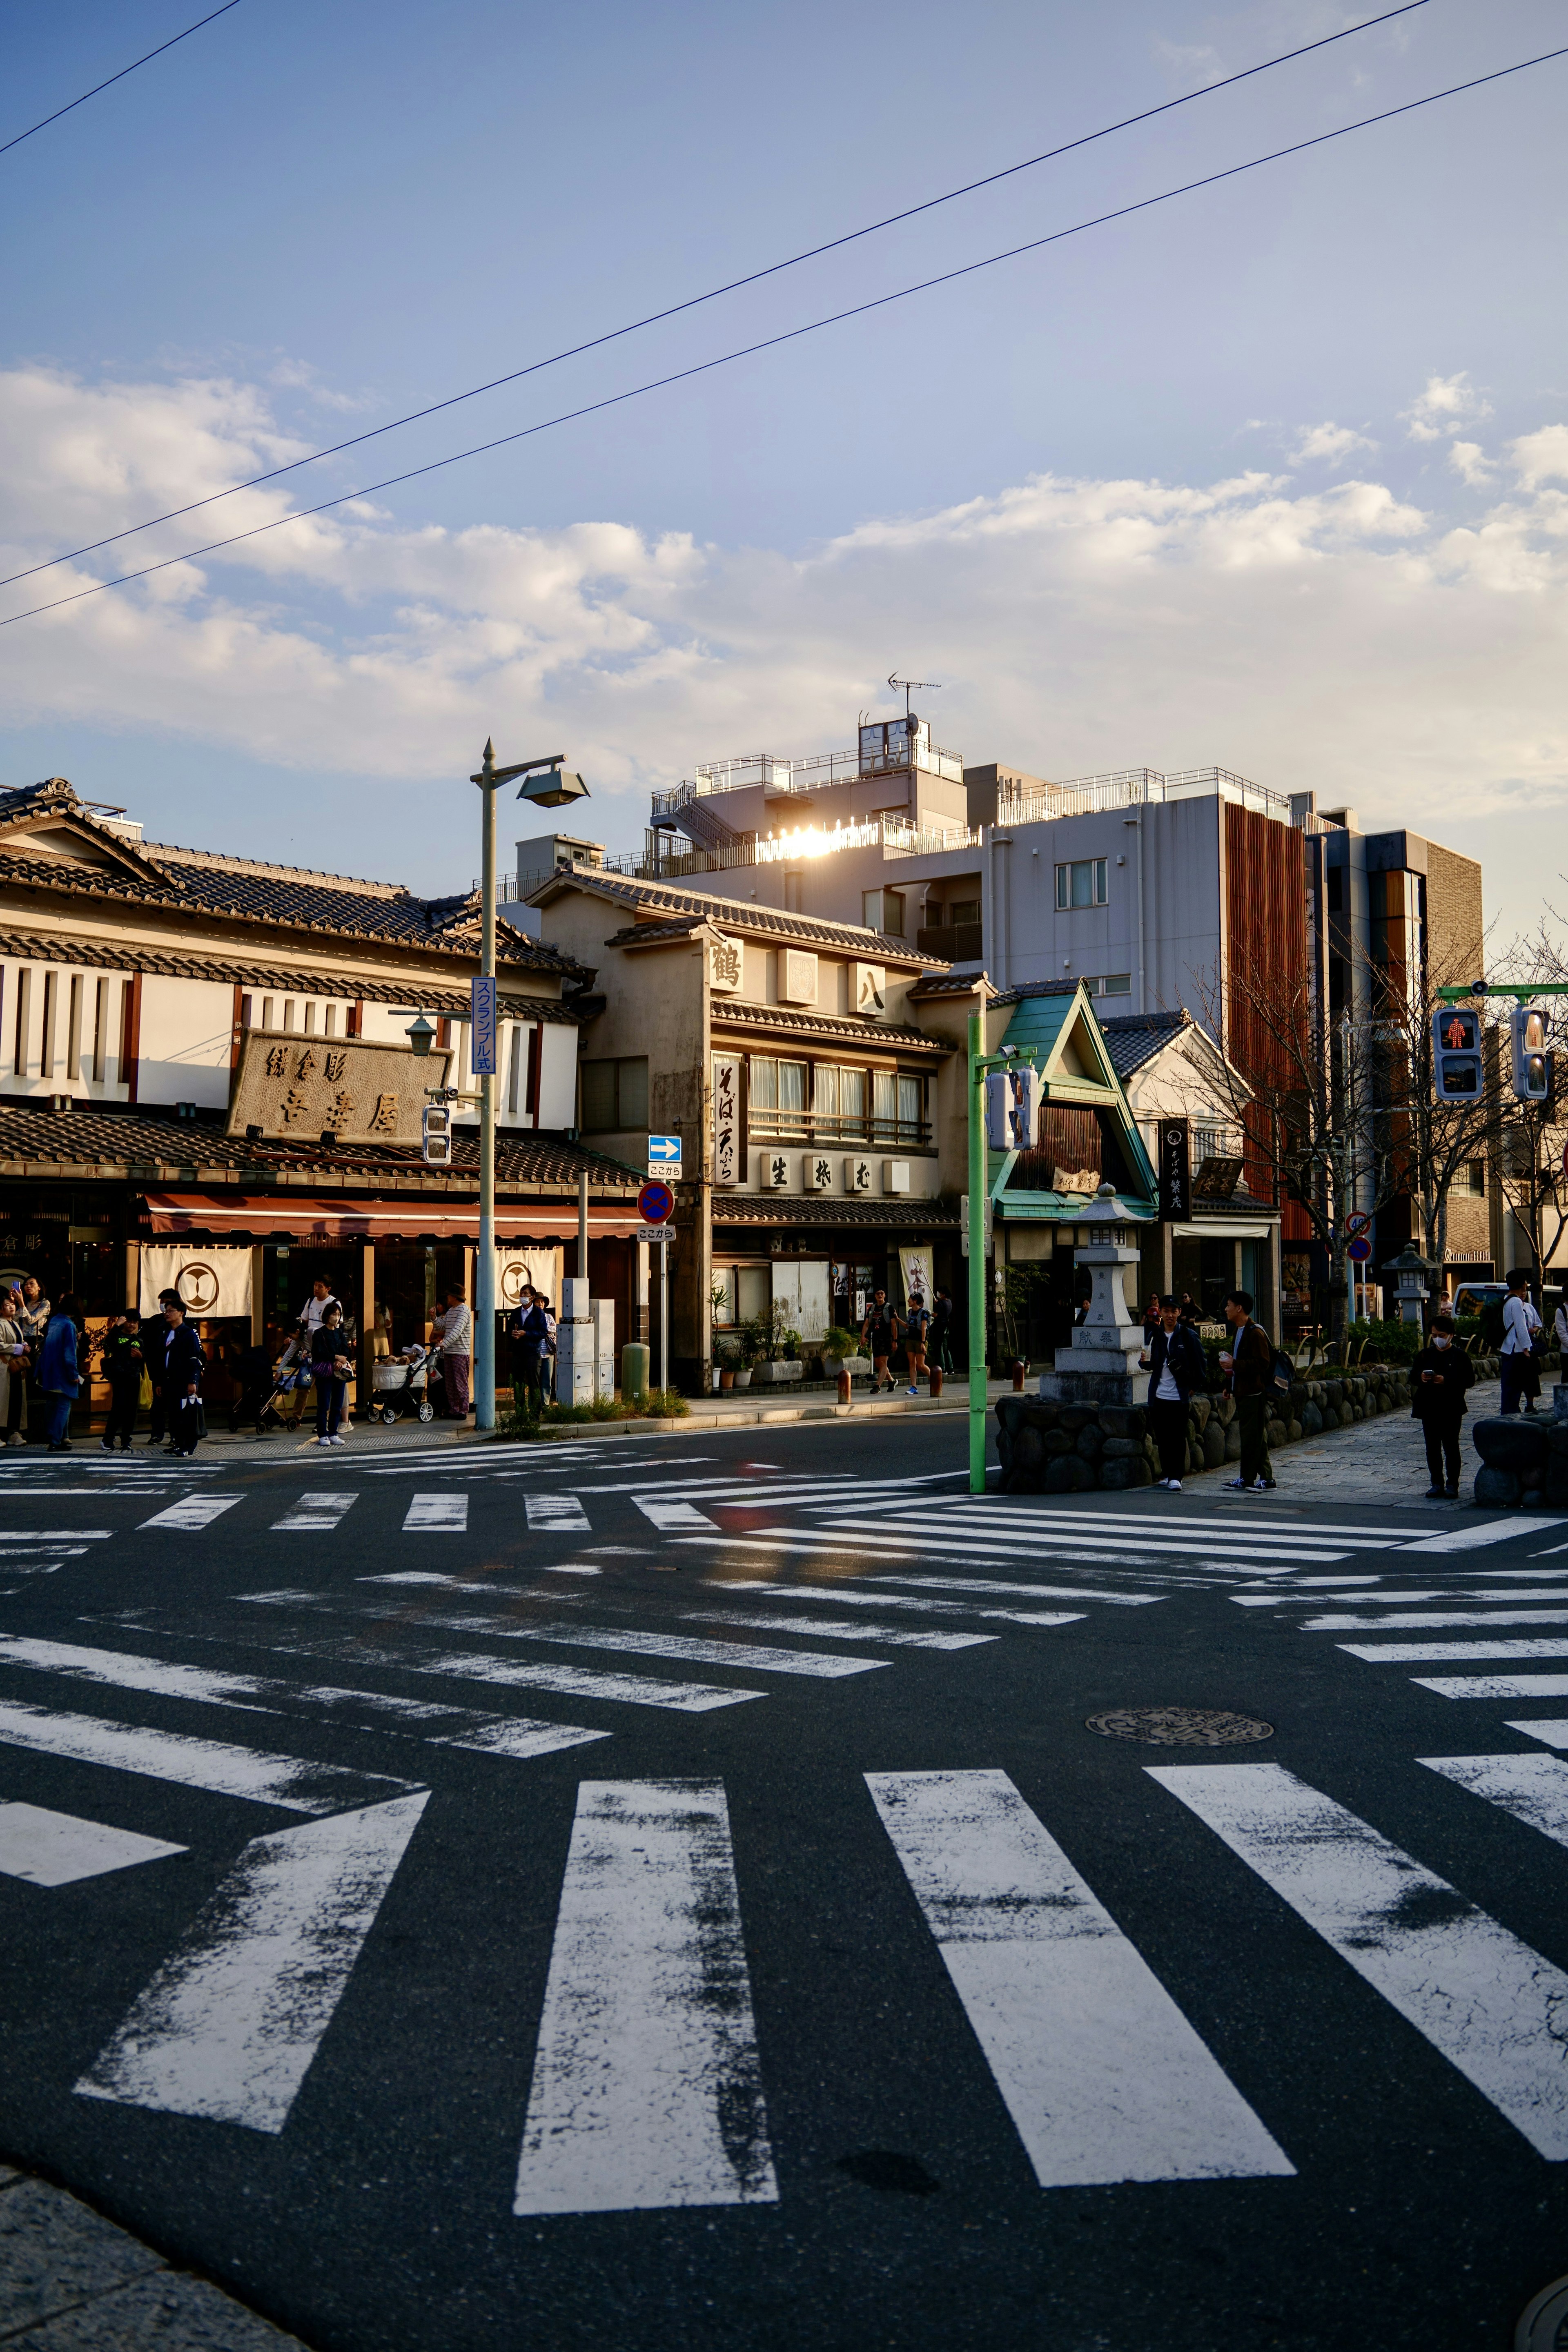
[1139,1294,1207,1491]
[860,1289,904,1394]
[1411,1308,1474,1499]
[98,1311,145,1451]
[1219,1288,1276,1492]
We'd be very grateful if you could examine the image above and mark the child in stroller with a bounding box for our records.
[368,1341,441,1425]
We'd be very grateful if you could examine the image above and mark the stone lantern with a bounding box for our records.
[1040,1181,1150,1406]
[1383,1243,1436,1327]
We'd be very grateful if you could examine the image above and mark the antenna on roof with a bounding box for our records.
[888,672,940,721]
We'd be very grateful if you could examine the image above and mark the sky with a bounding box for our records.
[0,0,1564,945]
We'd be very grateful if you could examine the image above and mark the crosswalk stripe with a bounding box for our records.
[0,1634,281,1709]
[0,1530,111,1541]
[263,1635,764,1714]
[271,1492,357,1532]
[526,1494,591,1532]
[1149,1761,1568,2159]
[361,1568,601,1592]
[513,1779,777,2214]
[1503,1721,1568,1747]
[1414,1675,1568,1700]
[1398,1517,1567,1555]
[404,1494,468,1532]
[429,1718,609,1760]
[1312,1611,1568,1631]
[808,1517,1356,1566]
[1419,1753,1568,1852]
[0,1697,413,1813]
[866,1769,1292,2186]
[523,1623,889,1679]
[1341,1640,1568,1663]
[679,1530,1165,1578]
[635,1499,719,1532]
[136,1494,243,1531]
[77,1791,429,2134]
[693,1572,1084,1630]
[922,1506,1412,1545]
[682,1612,994,1651]
[869,1575,1160,1607]
[0,1800,186,1888]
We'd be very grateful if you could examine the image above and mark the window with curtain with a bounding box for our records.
[748,1056,808,1136]
[840,1067,866,1135]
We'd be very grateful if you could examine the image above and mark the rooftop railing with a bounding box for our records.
[650,735,966,820]
[995,765,1296,825]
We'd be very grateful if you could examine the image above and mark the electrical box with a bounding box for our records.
[984,1064,1040,1149]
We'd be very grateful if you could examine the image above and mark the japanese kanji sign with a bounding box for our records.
[712,1054,740,1186]
[226,1033,452,1145]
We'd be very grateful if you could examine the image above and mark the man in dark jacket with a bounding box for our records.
[512,1293,550,1421]
[1139,1294,1208,1490]
[140,1288,180,1446]
[1220,1289,1276,1491]
[158,1300,205,1458]
[1411,1311,1474,1499]
[98,1312,144,1451]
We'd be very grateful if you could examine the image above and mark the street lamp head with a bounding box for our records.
[518,761,589,809]
[406,1014,436,1058]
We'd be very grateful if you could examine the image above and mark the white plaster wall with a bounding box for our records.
[539,1019,578,1128]
[138,976,234,1108]
[737,1145,940,1199]
[0,956,134,1101]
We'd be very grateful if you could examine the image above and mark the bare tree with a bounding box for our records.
[1490,916,1568,1284]
[1365,918,1508,1272]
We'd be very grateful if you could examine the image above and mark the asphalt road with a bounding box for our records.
[2,1415,1568,2352]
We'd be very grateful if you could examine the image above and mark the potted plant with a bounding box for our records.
[821,1325,869,1379]
[732,1320,758,1390]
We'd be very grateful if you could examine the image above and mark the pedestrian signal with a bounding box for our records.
[984,1063,1040,1151]
[1432,1005,1481,1101]
[1512,1003,1552,1103]
[421,1104,452,1165]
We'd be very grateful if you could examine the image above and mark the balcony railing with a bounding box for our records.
[650,735,966,820]
[750,1117,933,1149]
[995,765,1298,826]
[916,921,983,961]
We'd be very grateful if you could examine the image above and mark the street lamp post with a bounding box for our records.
[468,741,590,1430]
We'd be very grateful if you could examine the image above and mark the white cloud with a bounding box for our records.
[1448,441,1494,487]
[0,363,1564,884]
[1403,371,1493,443]
[1290,422,1374,468]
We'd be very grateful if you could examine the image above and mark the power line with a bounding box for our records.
[5,38,1562,636]
[0,1,244,162]
[0,1,1430,595]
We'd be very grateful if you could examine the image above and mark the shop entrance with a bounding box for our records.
[1171,1235,1234,1323]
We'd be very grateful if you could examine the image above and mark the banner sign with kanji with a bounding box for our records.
[226,1033,453,1145]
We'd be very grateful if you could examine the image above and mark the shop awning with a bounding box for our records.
[142,1192,646,1242]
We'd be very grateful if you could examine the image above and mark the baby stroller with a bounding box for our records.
[368,1351,439,1425]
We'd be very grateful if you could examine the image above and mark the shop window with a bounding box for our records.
[1055,858,1107,910]
[748,1056,808,1137]
[1464,1160,1487,1196]
[580,1056,650,1132]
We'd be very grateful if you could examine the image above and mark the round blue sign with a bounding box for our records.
[638,1179,675,1225]
[1347,1235,1372,1263]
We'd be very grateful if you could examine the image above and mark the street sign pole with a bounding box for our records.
[474,744,498,1431]
[967,1012,987,1496]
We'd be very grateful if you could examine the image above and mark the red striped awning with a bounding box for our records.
[142,1192,646,1243]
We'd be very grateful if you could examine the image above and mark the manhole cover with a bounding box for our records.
[1517,2276,1568,2352]
[1086,1706,1274,1746]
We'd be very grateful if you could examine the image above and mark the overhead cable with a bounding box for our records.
[0,1,244,162]
[4,38,1563,635]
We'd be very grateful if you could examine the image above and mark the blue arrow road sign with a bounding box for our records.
[648,1135,682,1165]
[470,975,497,1076]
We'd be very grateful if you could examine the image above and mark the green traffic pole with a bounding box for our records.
[967,1009,987,1495]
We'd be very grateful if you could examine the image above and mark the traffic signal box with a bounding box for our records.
[1512,1003,1553,1104]
[1432,1005,1482,1100]
[421,1104,453,1165]
[984,1064,1041,1151]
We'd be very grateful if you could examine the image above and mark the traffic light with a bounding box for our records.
[984,1063,1040,1150]
[1512,1003,1552,1103]
[421,1104,452,1165]
[1432,1004,1482,1100]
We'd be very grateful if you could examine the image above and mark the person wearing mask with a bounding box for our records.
[159,1298,205,1458]
[37,1294,81,1454]
[903,1292,931,1398]
[0,1285,31,1447]
[506,1286,536,1408]
[310,1303,354,1446]
[1219,1288,1275,1492]
[98,1311,145,1451]
[512,1289,550,1421]
[860,1289,904,1394]
[140,1288,180,1446]
[433,1286,472,1419]
[1139,1294,1208,1491]
[1500,1271,1539,1417]
[1411,1310,1475,1499]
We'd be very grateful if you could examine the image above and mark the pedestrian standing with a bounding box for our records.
[506,1286,536,1405]
[1140,1294,1207,1490]
[930,1290,955,1373]
[1500,1271,1536,1417]
[1219,1289,1275,1492]
[1143,1292,1162,1345]
[99,1312,144,1451]
[38,1294,81,1454]
[310,1304,353,1446]
[512,1291,549,1420]
[434,1286,472,1419]
[860,1289,904,1394]
[140,1288,180,1446]
[18,1276,51,1444]
[0,1285,31,1446]
[159,1298,205,1457]
[1411,1311,1474,1499]
[903,1293,931,1397]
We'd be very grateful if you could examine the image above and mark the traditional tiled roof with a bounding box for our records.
[712,1194,959,1229]
[0,931,579,1022]
[1094,1009,1196,1080]
[530,869,949,965]
[0,1103,638,1194]
[987,980,1081,1008]
[709,1000,950,1052]
[907,971,991,1001]
[602,918,708,950]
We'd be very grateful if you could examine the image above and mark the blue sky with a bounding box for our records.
[1,0,1564,938]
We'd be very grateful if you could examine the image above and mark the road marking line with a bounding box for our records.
[0,1634,279,1709]
[868,1575,1159,1606]
[867,1768,1292,2186]
[829,1517,1355,1565]
[523,1623,888,1679]
[430,1718,610,1759]
[694,1572,1083,1630]
[265,1636,764,1714]
[403,1494,468,1532]
[1149,1761,1568,2159]
[513,1779,777,2214]
[526,1494,591,1532]
[635,1499,718,1532]
[0,1697,412,1813]
[271,1492,357,1532]
[1415,1675,1568,1699]
[1504,1721,1568,1746]
[0,1531,111,1542]
[1419,1753,1568,1851]
[359,1571,599,1595]
[0,1800,185,1887]
[1398,1517,1567,1555]
[682,1612,994,1651]
[922,1507,1411,1544]
[1311,1610,1568,1631]
[1341,1640,1568,1662]
[137,1494,244,1531]
[78,1791,428,2134]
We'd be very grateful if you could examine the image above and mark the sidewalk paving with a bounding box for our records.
[0,2167,305,2350]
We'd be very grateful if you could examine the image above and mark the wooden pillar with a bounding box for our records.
[250,1245,264,1345]
[359,1242,374,1419]
[124,1239,139,1314]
